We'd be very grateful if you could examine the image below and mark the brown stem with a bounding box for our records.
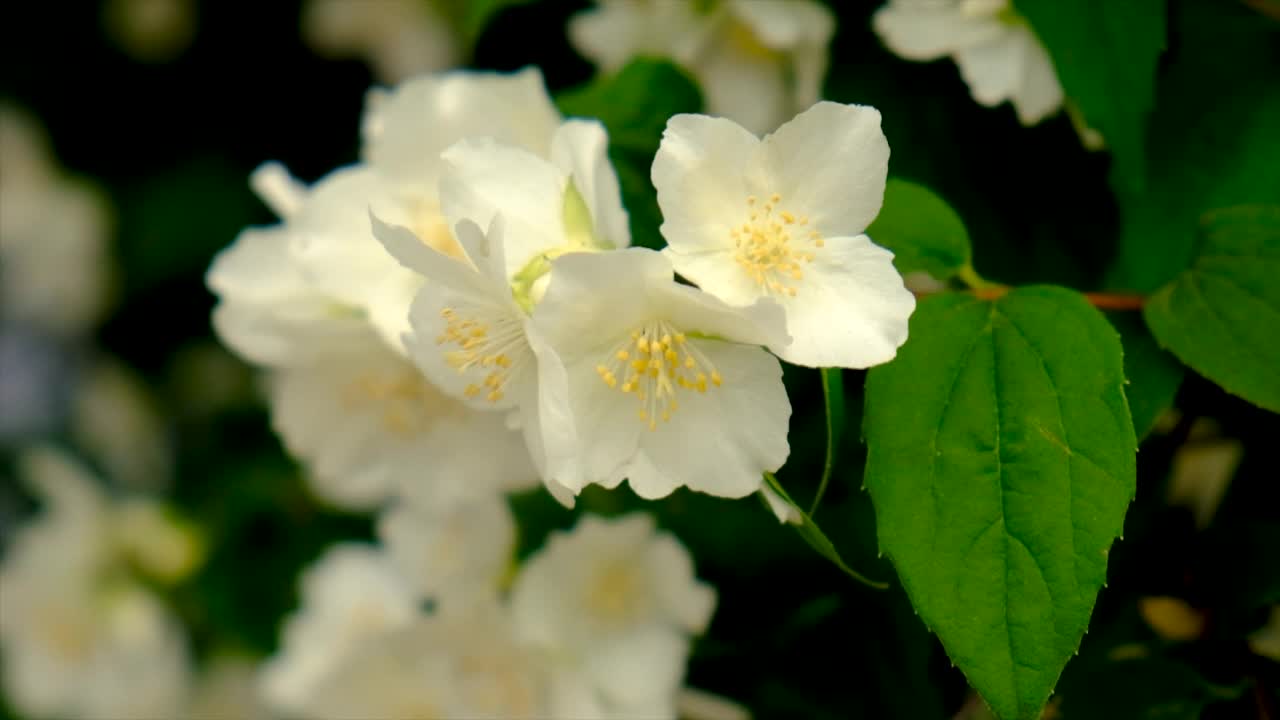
[1081,292,1147,310]
[913,288,1147,311]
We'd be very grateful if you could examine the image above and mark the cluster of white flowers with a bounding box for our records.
[209,65,913,513]
[0,447,202,719]
[570,0,836,135]
[204,56,911,717]
[261,505,718,718]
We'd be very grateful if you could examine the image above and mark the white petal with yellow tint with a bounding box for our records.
[270,335,535,512]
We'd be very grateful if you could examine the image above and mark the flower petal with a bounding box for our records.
[524,324,581,505]
[872,1,1005,61]
[364,67,560,191]
[759,101,889,236]
[370,212,486,297]
[774,234,915,368]
[550,119,630,249]
[1010,27,1063,125]
[662,245,763,307]
[653,114,760,254]
[654,279,789,350]
[439,138,567,279]
[558,358,644,493]
[953,29,1023,108]
[626,340,789,499]
[694,30,789,135]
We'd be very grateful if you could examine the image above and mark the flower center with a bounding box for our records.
[595,320,723,431]
[437,306,527,404]
[731,193,824,297]
[586,562,642,621]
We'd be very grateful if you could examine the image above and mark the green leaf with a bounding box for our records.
[1109,313,1183,440]
[865,178,972,283]
[1013,0,1166,191]
[864,287,1137,720]
[809,368,845,515]
[1143,206,1280,412]
[557,60,702,250]
[763,474,888,590]
[1106,0,1280,292]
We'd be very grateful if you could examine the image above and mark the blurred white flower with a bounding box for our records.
[570,0,835,134]
[303,0,460,83]
[71,357,173,492]
[533,249,790,500]
[184,654,273,720]
[377,494,517,605]
[102,0,196,63]
[0,447,192,720]
[269,331,536,511]
[0,104,114,338]
[258,543,418,716]
[872,0,1063,126]
[653,102,916,369]
[1166,421,1242,530]
[512,513,716,715]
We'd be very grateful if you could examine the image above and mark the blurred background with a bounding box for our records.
[1,1,1277,718]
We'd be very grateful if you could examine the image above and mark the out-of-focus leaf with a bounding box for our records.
[1106,0,1280,292]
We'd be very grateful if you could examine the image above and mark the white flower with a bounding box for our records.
[71,357,173,492]
[258,544,418,717]
[269,331,536,511]
[0,447,191,720]
[872,0,1063,125]
[534,248,790,500]
[377,494,516,606]
[303,0,460,83]
[512,514,716,715]
[570,0,835,134]
[0,104,114,338]
[653,102,916,369]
